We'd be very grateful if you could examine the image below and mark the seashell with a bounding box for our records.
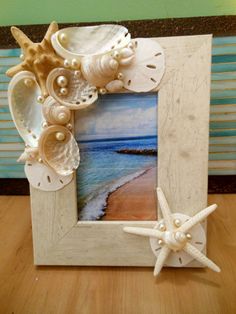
[119,55,134,66]
[105,80,124,92]
[38,125,80,176]
[46,68,98,110]
[8,71,43,147]
[120,38,165,92]
[43,96,71,125]
[119,47,134,59]
[51,24,131,60]
[81,54,119,87]
[25,161,73,191]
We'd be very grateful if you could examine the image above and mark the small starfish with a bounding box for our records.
[124,187,221,276]
[6,21,63,98]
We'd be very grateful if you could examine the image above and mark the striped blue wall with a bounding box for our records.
[0,38,236,178]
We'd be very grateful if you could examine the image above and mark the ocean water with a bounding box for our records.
[77,136,157,220]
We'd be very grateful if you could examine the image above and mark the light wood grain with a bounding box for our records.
[0,195,235,314]
[30,35,212,266]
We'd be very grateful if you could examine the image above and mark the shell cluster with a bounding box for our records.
[6,22,165,191]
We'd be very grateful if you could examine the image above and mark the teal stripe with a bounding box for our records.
[0,57,19,66]
[0,158,19,164]
[209,152,236,160]
[0,49,20,57]
[210,130,236,137]
[0,172,25,178]
[0,65,12,74]
[212,55,236,63]
[210,137,236,144]
[209,169,236,175]
[212,46,236,56]
[0,122,16,128]
[211,73,236,81]
[0,107,10,113]
[0,136,23,143]
[212,63,236,73]
[0,83,9,90]
[0,164,24,171]
[213,37,236,46]
[211,90,236,98]
[211,98,236,105]
[0,113,12,120]
[210,121,236,129]
[0,151,22,157]
[209,145,236,152]
[0,129,20,135]
[0,74,10,83]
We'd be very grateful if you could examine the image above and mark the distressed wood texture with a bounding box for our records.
[30,35,212,266]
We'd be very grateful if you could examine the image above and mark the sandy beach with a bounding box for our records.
[102,167,157,221]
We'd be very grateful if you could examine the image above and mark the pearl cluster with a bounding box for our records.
[56,75,69,96]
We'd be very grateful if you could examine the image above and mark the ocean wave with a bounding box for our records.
[78,169,148,221]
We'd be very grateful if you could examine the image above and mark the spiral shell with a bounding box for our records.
[81,54,119,87]
[46,68,98,110]
[43,96,71,125]
[38,125,80,176]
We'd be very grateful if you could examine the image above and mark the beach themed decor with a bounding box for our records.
[6,22,165,191]
[5,21,215,272]
[124,188,220,276]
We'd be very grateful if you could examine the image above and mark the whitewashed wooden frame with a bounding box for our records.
[30,34,212,266]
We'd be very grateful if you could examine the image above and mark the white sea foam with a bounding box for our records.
[78,169,148,220]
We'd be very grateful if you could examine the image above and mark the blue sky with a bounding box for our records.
[75,93,158,141]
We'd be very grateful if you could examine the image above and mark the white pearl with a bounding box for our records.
[175,231,186,243]
[20,53,25,60]
[158,239,164,246]
[64,59,70,68]
[38,158,43,163]
[174,219,181,227]
[186,233,192,240]
[99,88,107,95]
[37,95,44,103]
[117,72,124,80]
[56,75,68,87]
[42,121,48,128]
[60,87,68,96]
[66,123,72,130]
[24,78,34,87]
[71,58,79,69]
[74,70,81,78]
[112,51,119,59]
[55,132,65,141]
[158,223,166,232]
[59,33,67,44]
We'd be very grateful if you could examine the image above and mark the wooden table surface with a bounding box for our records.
[0,194,235,314]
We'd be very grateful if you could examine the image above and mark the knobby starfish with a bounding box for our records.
[124,187,221,276]
[6,21,63,98]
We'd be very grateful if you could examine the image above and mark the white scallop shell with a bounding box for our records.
[43,96,71,125]
[81,54,119,87]
[46,68,98,110]
[25,161,73,191]
[8,71,43,147]
[51,24,131,60]
[120,38,165,92]
[38,125,80,176]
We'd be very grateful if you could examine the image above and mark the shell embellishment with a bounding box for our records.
[38,125,80,176]
[6,22,165,191]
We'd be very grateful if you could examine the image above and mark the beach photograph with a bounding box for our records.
[75,93,158,221]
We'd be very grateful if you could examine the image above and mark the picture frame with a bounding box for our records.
[29,34,212,266]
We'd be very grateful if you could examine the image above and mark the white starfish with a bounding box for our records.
[124,187,221,276]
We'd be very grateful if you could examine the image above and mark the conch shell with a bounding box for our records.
[81,54,119,87]
[46,68,98,109]
[38,125,80,176]
[43,96,71,125]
